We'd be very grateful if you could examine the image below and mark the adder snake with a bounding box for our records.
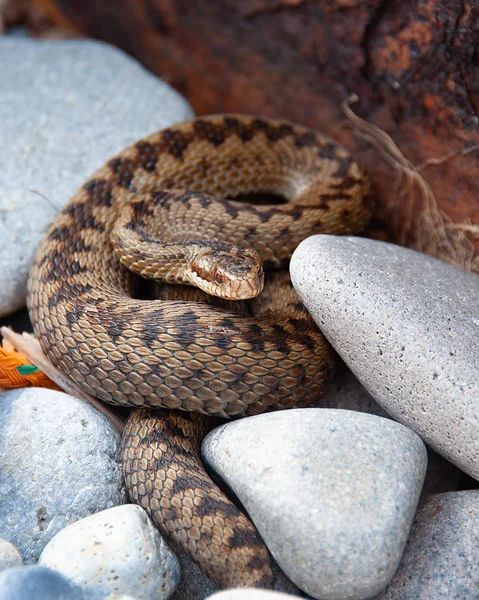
[27,115,372,588]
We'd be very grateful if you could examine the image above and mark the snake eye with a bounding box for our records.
[213,268,225,284]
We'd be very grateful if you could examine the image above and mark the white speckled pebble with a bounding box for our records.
[207,591,301,599]
[0,539,22,571]
[290,236,479,480]
[39,505,180,600]
[0,388,125,563]
[0,37,193,317]
[375,490,479,599]
[202,408,427,600]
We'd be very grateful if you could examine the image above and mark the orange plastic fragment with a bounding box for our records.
[0,338,61,391]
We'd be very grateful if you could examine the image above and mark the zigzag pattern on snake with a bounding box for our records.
[27,115,373,589]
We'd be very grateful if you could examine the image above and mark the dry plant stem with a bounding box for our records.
[342,94,478,273]
[0,327,125,432]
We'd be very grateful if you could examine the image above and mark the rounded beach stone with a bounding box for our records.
[375,490,479,599]
[0,38,193,317]
[170,545,304,600]
[39,504,180,600]
[290,235,479,480]
[207,591,302,599]
[0,565,84,600]
[0,388,126,563]
[202,408,427,600]
[0,539,22,571]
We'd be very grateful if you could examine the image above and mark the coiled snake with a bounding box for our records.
[27,115,372,589]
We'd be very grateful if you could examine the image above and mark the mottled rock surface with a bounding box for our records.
[375,490,479,599]
[0,388,126,562]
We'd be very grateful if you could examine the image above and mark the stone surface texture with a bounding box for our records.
[170,549,217,600]
[374,490,479,599]
[207,591,303,599]
[321,368,390,418]
[202,408,427,600]
[322,369,463,498]
[0,539,23,571]
[39,504,180,600]
[291,236,479,480]
[0,38,193,317]
[0,565,85,600]
[0,388,126,563]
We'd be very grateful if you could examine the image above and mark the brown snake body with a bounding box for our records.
[27,115,372,588]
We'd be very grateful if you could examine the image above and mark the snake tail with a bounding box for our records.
[122,408,273,588]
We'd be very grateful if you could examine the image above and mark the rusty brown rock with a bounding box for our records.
[22,0,479,267]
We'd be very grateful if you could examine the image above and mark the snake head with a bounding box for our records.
[190,243,264,300]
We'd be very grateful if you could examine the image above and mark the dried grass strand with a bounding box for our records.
[342,94,478,273]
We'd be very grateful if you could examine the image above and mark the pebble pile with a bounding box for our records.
[0,36,477,600]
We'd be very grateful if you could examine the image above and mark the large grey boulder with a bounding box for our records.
[0,38,193,316]
[203,408,427,600]
[291,235,479,480]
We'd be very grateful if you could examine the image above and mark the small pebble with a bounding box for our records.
[170,545,304,600]
[0,388,126,562]
[0,539,22,571]
[0,565,84,600]
[290,235,479,480]
[203,408,427,600]
[375,490,479,599]
[207,591,302,599]
[39,504,180,600]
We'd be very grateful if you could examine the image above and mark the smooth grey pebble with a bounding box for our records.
[203,408,427,600]
[0,388,126,563]
[0,565,84,599]
[0,539,22,571]
[291,236,479,480]
[0,37,193,316]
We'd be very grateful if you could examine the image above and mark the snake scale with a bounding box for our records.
[27,115,373,589]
